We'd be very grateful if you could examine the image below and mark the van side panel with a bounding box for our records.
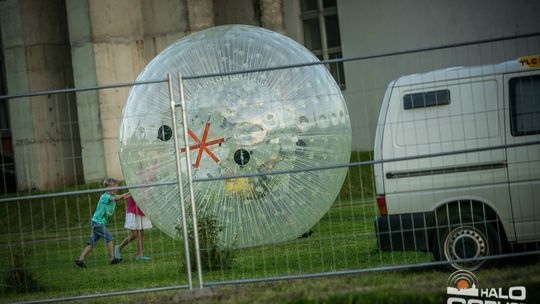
[380,76,515,241]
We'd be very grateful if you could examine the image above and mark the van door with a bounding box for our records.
[504,71,540,242]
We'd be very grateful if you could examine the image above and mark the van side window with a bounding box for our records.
[403,89,450,109]
[509,75,540,136]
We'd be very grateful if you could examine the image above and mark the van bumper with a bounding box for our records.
[375,212,435,252]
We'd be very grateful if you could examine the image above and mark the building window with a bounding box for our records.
[300,0,345,89]
[509,74,540,136]
[403,90,451,110]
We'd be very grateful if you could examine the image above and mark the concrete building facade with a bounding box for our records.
[0,0,81,191]
[283,0,540,151]
[0,0,285,192]
[0,0,539,192]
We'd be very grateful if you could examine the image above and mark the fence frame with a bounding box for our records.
[1,31,540,303]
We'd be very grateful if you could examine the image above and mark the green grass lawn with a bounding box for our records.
[0,152,432,302]
[106,260,540,304]
[2,199,433,303]
[1,151,540,303]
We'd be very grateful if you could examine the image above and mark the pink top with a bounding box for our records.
[126,197,145,216]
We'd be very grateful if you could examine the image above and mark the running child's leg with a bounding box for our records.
[115,230,137,258]
[136,230,144,257]
[79,244,93,261]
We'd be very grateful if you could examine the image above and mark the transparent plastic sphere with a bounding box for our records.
[119,25,351,248]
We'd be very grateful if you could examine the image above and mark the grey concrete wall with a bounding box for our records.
[0,0,314,190]
[188,0,215,31]
[213,0,285,33]
[338,0,540,150]
[65,0,190,182]
[88,0,146,180]
[284,0,540,150]
[70,0,277,181]
[260,0,285,34]
[66,0,107,183]
[283,0,301,41]
[0,0,37,190]
[213,0,260,26]
[142,0,189,60]
[0,0,82,190]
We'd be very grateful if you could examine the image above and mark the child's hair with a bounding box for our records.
[103,177,120,188]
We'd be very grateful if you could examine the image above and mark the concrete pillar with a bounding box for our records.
[211,0,286,32]
[67,0,189,181]
[65,0,107,183]
[260,0,286,34]
[0,0,36,190]
[187,0,214,32]
[213,0,259,27]
[0,0,82,191]
[88,0,146,180]
[141,0,189,60]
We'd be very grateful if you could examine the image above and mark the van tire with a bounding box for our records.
[431,215,503,271]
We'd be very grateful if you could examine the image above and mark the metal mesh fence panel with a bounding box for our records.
[0,32,539,303]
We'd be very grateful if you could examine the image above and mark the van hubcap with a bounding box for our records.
[444,226,488,270]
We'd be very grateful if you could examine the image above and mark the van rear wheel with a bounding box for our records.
[432,215,502,271]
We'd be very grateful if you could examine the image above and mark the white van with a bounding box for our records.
[373,56,540,270]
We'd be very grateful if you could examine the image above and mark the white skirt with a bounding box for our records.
[124,213,153,230]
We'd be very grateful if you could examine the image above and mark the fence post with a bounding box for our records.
[168,73,193,289]
[177,73,204,288]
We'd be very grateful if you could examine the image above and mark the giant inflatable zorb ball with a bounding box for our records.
[119,25,351,248]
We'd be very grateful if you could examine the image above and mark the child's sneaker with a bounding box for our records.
[110,257,122,265]
[135,256,152,261]
[114,245,121,258]
[74,259,87,268]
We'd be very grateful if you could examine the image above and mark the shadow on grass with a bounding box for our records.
[286,291,447,304]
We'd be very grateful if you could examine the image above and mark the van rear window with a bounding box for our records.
[403,89,450,109]
[509,74,540,136]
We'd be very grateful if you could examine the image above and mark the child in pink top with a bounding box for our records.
[115,197,152,260]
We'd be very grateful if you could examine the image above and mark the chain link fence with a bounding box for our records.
[1,33,540,303]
